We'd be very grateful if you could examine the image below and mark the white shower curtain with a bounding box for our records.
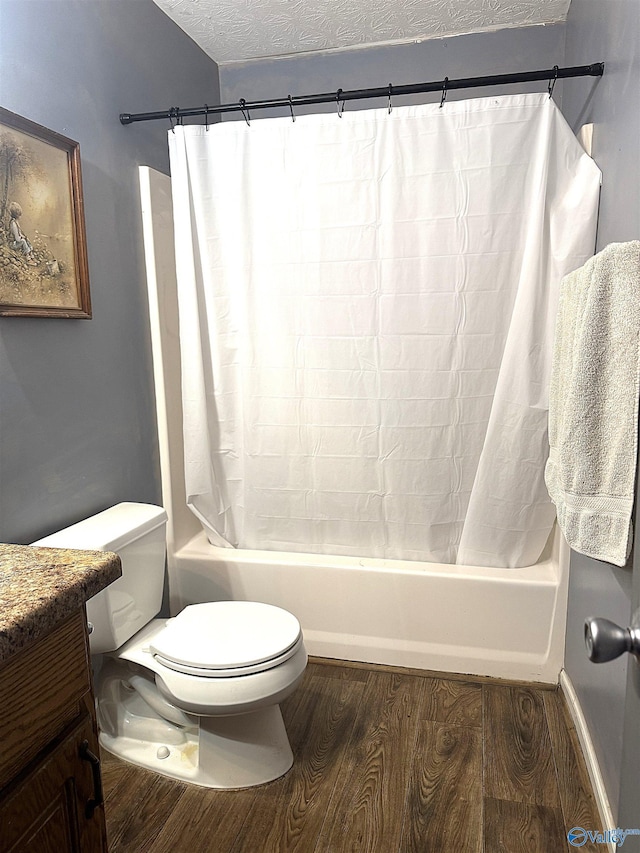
[168,93,601,567]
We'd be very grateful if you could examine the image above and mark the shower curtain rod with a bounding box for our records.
[119,62,603,125]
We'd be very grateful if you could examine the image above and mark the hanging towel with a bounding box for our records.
[545,241,640,566]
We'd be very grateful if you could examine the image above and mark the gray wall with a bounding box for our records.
[560,0,640,821]
[0,0,219,543]
[219,24,567,115]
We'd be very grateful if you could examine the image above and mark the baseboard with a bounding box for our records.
[559,669,616,853]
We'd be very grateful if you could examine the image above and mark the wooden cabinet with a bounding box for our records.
[0,609,107,852]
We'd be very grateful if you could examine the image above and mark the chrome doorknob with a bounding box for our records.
[584,617,640,663]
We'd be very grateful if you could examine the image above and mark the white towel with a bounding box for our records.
[545,241,640,566]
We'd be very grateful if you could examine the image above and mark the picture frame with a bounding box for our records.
[0,107,91,318]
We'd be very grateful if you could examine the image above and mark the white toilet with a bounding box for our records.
[33,502,307,789]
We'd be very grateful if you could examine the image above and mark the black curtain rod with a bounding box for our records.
[119,63,604,125]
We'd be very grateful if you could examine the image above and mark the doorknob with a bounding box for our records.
[584,617,640,663]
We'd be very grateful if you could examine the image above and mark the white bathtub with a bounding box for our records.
[141,165,569,687]
[168,525,568,684]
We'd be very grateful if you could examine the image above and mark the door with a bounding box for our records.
[617,560,640,851]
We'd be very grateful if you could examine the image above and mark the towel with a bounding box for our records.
[545,241,640,566]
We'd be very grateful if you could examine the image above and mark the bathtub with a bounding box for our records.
[167,525,568,684]
[141,164,569,687]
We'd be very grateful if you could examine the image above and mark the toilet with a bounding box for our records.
[32,502,307,789]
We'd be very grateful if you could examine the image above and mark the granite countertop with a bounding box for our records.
[0,544,122,664]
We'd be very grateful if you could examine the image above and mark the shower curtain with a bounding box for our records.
[168,93,601,568]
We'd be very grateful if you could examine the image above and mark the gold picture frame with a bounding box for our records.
[0,107,91,318]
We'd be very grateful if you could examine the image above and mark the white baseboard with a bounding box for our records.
[559,669,616,853]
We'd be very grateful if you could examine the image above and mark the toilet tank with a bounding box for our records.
[33,503,168,654]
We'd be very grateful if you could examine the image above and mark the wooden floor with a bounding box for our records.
[102,659,602,853]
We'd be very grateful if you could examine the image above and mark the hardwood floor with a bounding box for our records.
[101,659,602,853]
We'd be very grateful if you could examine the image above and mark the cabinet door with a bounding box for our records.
[0,714,106,853]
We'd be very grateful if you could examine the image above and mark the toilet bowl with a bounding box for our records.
[98,602,307,788]
[32,503,307,789]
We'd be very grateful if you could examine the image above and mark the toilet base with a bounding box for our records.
[99,703,294,789]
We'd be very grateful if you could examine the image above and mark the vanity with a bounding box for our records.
[0,543,121,852]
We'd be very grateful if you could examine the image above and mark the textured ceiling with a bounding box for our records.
[152,0,571,65]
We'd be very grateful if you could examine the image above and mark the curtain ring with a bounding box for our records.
[204,104,209,131]
[336,88,345,118]
[388,83,393,114]
[548,65,559,99]
[440,78,448,109]
[168,106,178,133]
[288,94,296,123]
[239,98,251,126]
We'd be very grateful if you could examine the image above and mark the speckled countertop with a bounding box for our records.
[0,544,121,664]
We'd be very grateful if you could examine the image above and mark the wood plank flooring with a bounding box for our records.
[101,659,602,853]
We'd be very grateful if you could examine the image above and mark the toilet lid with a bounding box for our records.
[149,601,302,675]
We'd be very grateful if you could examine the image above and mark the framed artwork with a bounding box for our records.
[0,107,91,318]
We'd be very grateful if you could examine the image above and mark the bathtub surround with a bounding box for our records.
[546,241,640,568]
[143,164,571,684]
[169,94,600,568]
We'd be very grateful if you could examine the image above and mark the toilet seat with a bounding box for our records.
[112,616,308,718]
[149,601,302,677]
